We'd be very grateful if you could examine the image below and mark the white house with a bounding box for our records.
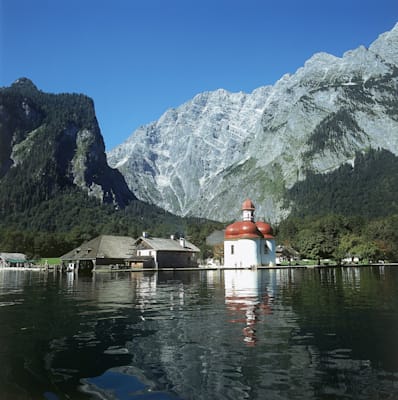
[131,234,200,268]
[224,199,276,268]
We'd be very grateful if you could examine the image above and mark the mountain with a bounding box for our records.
[108,23,398,223]
[0,78,135,214]
[0,79,223,257]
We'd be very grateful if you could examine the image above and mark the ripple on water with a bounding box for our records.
[103,346,130,355]
[81,366,183,399]
[0,300,23,307]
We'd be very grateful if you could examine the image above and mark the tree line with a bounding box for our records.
[0,188,224,259]
[1,188,397,262]
[279,148,398,263]
[276,213,398,263]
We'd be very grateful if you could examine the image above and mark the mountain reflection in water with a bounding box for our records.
[0,266,398,399]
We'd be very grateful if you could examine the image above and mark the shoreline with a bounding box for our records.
[0,263,396,273]
[92,262,397,273]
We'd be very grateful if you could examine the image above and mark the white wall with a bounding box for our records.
[224,239,260,268]
[138,249,158,266]
[224,238,276,268]
[260,239,276,266]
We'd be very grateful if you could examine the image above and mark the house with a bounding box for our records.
[275,245,300,265]
[0,253,28,268]
[224,199,276,268]
[60,235,136,271]
[128,233,200,269]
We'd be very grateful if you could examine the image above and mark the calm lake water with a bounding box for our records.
[1,266,398,400]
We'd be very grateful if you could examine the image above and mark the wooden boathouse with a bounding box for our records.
[60,235,136,271]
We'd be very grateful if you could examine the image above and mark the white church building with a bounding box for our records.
[224,199,276,268]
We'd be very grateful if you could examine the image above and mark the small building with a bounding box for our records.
[275,245,300,265]
[224,199,276,268]
[129,234,200,269]
[0,252,28,268]
[60,235,136,271]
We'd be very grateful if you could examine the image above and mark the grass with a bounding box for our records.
[37,258,61,265]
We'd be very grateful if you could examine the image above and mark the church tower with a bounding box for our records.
[241,198,255,222]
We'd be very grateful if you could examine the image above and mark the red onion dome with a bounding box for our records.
[241,198,255,211]
[225,221,263,239]
[256,221,274,239]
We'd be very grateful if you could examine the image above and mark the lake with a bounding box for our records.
[0,266,398,400]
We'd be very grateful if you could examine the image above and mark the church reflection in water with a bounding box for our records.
[224,269,272,346]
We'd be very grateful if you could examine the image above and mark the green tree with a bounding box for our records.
[365,215,398,261]
[337,233,381,263]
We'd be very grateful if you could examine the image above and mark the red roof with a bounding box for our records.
[224,221,274,240]
[225,198,274,240]
[225,221,262,239]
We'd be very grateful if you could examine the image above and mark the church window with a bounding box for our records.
[264,244,269,254]
[231,245,234,255]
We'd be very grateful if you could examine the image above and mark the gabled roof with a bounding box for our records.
[135,237,200,253]
[61,235,136,260]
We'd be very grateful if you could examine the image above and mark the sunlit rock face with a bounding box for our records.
[108,23,398,222]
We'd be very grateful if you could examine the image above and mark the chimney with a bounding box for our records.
[170,234,175,240]
[143,232,148,238]
[179,237,186,248]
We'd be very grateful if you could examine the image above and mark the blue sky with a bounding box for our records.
[1,0,397,150]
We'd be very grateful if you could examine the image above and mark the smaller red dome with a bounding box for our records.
[241,198,255,211]
[256,221,274,239]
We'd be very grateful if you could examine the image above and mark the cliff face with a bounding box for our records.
[108,23,398,222]
[0,78,135,213]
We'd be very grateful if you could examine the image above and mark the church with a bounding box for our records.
[224,199,276,268]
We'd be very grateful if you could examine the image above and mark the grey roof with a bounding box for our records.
[206,230,225,246]
[61,235,136,261]
[276,245,300,257]
[0,252,27,261]
[136,237,200,253]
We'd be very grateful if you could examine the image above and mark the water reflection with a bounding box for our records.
[224,269,272,346]
[0,267,398,399]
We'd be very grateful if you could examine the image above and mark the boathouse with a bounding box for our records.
[224,199,276,268]
[60,235,136,271]
[0,253,28,268]
[128,233,200,269]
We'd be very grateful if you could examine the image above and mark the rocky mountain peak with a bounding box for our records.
[369,22,398,64]
[108,23,398,222]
